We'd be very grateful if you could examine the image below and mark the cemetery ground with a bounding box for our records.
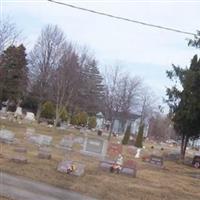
[0,120,200,200]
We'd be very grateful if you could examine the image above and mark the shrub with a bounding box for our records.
[41,101,55,119]
[135,124,144,148]
[88,116,97,129]
[70,111,88,126]
[59,107,68,122]
[77,111,88,126]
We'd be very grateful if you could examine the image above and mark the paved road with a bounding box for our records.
[0,172,97,200]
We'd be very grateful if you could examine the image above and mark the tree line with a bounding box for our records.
[0,19,157,130]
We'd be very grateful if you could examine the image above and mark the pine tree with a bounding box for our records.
[78,58,104,115]
[135,124,144,148]
[166,55,200,160]
[0,44,28,103]
[122,124,131,145]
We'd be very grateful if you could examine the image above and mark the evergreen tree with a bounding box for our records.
[122,124,131,145]
[0,44,28,104]
[166,55,200,160]
[135,124,144,148]
[77,58,104,115]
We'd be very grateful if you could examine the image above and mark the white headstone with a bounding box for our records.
[25,112,35,121]
[135,148,142,158]
[1,107,6,113]
[15,106,22,116]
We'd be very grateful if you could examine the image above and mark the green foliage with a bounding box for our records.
[122,124,131,145]
[59,107,68,121]
[41,101,55,119]
[21,95,38,113]
[0,44,28,102]
[70,115,79,125]
[77,111,88,126]
[135,124,144,148]
[70,111,88,126]
[166,54,200,159]
[88,116,97,129]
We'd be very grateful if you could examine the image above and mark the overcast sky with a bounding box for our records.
[1,0,200,111]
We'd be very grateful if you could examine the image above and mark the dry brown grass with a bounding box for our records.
[0,197,12,200]
[0,119,200,200]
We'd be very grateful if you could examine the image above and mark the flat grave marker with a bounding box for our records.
[14,147,27,153]
[38,147,51,159]
[0,129,15,144]
[10,155,27,164]
[57,160,85,176]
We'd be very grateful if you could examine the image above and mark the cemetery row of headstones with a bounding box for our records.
[0,128,179,178]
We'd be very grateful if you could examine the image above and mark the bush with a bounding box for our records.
[41,101,55,119]
[135,124,144,148]
[60,107,68,122]
[122,124,131,145]
[78,112,88,126]
[21,96,38,113]
[70,111,88,126]
[88,116,97,129]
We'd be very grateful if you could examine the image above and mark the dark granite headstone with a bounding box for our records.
[149,155,164,167]
[121,160,137,177]
[10,155,27,164]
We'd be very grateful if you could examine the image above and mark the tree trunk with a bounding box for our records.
[36,103,42,122]
[180,134,189,161]
[54,107,60,127]
[108,119,114,140]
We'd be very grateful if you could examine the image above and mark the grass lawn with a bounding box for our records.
[0,119,200,200]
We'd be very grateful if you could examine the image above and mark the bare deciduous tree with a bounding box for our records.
[0,18,21,54]
[29,24,66,120]
[103,66,142,139]
[52,45,80,126]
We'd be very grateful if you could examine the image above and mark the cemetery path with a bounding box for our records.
[0,172,97,200]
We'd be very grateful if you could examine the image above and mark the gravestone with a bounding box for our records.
[1,107,6,112]
[107,143,122,158]
[0,129,15,144]
[38,147,51,159]
[14,106,22,117]
[81,137,108,159]
[73,136,84,145]
[135,148,142,158]
[126,146,137,156]
[59,135,74,150]
[57,160,85,176]
[25,112,35,121]
[165,152,180,161]
[58,123,68,130]
[25,128,35,138]
[149,155,164,168]
[27,134,52,146]
[121,160,137,177]
[14,147,27,153]
[10,155,27,164]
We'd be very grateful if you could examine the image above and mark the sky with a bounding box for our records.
[1,0,200,112]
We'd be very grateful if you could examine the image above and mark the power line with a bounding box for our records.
[47,0,196,37]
